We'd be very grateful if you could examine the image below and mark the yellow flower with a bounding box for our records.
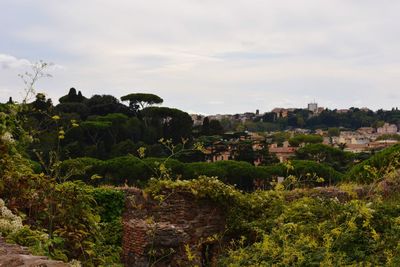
[58,135,65,140]
[137,147,146,158]
[52,115,60,120]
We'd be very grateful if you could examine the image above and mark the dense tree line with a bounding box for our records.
[12,88,194,161]
[59,155,344,190]
[256,107,400,130]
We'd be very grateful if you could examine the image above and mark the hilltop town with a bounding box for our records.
[191,102,400,164]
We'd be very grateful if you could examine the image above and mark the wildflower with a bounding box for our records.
[0,131,14,143]
[137,147,146,158]
[52,115,60,120]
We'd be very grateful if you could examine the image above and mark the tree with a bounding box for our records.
[81,120,112,150]
[142,107,193,143]
[201,117,210,135]
[31,93,53,113]
[201,118,224,136]
[59,88,86,103]
[258,146,279,166]
[95,113,129,145]
[328,127,340,137]
[55,102,89,119]
[120,93,163,114]
[295,143,354,172]
[234,141,255,164]
[85,95,128,116]
[209,120,224,135]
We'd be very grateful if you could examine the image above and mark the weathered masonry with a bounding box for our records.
[121,188,226,266]
[0,237,69,267]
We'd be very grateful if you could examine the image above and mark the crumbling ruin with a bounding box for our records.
[121,188,226,266]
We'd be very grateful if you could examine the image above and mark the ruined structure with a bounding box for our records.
[121,187,226,266]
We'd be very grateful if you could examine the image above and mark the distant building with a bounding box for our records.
[377,123,398,134]
[357,127,375,135]
[344,144,369,153]
[307,102,318,113]
[271,108,289,118]
[190,114,205,126]
[208,114,232,121]
[269,144,297,163]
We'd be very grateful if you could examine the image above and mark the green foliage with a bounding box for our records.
[347,144,400,183]
[91,187,124,223]
[143,106,193,143]
[289,134,323,147]
[201,118,224,135]
[146,176,242,207]
[59,88,86,103]
[220,196,400,266]
[376,134,400,141]
[7,226,51,256]
[41,181,123,265]
[295,143,355,172]
[60,155,344,190]
[258,160,343,187]
[328,127,340,137]
[270,132,291,146]
[120,93,163,113]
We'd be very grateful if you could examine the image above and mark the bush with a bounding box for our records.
[60,157,105,182]
[346,144,400,183]
[0,198,23,237]
[254,160,343,188]
[219,197,400,266]
[92,187,124,223]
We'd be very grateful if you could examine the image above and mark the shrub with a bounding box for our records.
[0,198,23,237]
[346,144,400,183]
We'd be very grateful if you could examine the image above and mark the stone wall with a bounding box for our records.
[121,188,226,266]
[0,237,69,267]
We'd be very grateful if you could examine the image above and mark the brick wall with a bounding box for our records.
[121,188,226,266]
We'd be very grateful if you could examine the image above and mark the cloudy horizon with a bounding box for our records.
[1,0,400,115]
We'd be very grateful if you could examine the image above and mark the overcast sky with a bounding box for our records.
[1,0,400,114]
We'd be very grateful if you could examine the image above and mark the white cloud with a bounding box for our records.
[0,54,31,69]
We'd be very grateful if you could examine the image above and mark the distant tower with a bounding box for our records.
[308,102,318,113]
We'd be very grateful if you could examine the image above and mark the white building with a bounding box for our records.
[307,102,318,113]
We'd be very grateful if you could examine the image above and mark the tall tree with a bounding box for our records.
[120,93,163,114]
[59,88,86,103]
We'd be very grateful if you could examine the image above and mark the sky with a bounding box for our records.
[1,0,400,115]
